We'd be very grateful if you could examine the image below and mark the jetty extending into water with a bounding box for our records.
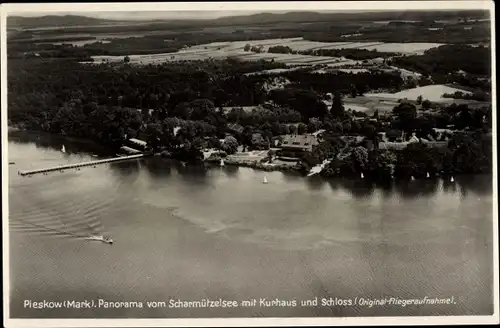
[18,154,145,177]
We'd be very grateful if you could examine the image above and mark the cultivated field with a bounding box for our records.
[89,37,446,66]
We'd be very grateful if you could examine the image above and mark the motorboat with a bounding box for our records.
[86,235,113,244]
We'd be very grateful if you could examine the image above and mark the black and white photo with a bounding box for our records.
[1,1,498,326]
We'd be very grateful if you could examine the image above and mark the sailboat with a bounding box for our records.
[426,172,430,178]
[263,176,268,184]
[360,172,364,179]
[450,176,455,183]
[410,175,415,181]
[220,159,225,167]
[61,144,66,153]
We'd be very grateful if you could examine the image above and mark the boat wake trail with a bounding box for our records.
[12,217,95,240]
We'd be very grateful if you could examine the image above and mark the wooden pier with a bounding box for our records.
[18,154,145,176]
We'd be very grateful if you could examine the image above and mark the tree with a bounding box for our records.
[190,99,216,121]
[298,123,307,134]
[342,122,352,133]
[416,95,423,105]
[350,85,358,98]
[367,149,397,179]
[124,56,130,63]
[331,91,345,118]
[268,88,328,121]
[172,102,193,120]
[244,44,251,52]
[222,135,239,154]
[307,117,322,133]
[393,103,417,133]
[421,99,431,110]
[356,84,367,96]
[144,122,163,151]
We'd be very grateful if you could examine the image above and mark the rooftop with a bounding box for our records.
[280,134,319,151]
[129,138,147,146]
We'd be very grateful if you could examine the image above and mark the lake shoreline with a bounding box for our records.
[8,127,492,182]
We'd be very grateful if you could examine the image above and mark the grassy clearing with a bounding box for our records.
[364,84,473,102]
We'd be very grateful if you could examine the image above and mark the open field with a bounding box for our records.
[361,42,444,54]
[342,97,400,115]
[364,84,473,102]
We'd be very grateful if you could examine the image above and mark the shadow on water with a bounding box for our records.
[392,178,441,199]
[304,175,327,190]
[454,174,492,196]
[340,178,376,198]
[223,165,239,177]
[109,159,141,176]
[281,170,302,182]
[141,158,172,177]
[8,130,114,157]
[174,162,213,186]
[321,174,492,200]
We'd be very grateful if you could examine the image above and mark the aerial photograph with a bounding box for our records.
[3,2,496,323]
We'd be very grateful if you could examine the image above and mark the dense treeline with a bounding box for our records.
[8,58,333,155]
[393,44,491,95]
[304,23,490,44]
[314,132,492,179]
[268,45,295,54]
[300,48,396,60]
[282,70,404,94]
[393,44,490,76]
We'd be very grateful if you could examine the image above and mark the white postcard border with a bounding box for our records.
[1,1,498,327]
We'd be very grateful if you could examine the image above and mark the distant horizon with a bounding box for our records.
[8,9,480,21]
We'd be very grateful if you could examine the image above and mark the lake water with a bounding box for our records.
[7,130,494,318]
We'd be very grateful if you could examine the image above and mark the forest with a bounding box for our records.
[7,54,492,177]
[393,44,490,77]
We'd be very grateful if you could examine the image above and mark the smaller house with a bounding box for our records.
[127,138,150,152]
[137,108,155,116]
[340,135,366,145]
[385,129,404,142]
[311,129,326,137]
[129,138,147,148]
[120,146,143,154]
[378,141,408,150]
[420,139,449,148]
[227,123,244,135]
